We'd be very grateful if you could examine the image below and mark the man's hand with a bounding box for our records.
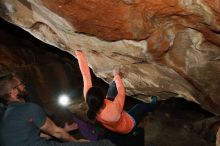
[64,122,79,132]
[40,132,52,140]
[78,139,90,142]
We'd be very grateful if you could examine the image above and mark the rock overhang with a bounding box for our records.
[0,0,220,115]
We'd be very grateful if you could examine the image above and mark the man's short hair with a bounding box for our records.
[0,73,16,104]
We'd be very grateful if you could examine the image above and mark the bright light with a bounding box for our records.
[58,94,70,106]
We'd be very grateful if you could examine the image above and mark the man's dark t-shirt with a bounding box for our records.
[0,102,46,146]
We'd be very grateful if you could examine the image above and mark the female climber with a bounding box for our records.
[75,50,157,134]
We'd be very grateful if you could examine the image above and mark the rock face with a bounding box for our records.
[0,0,220,116]
[143,98,218,146]
[217,127,220,146]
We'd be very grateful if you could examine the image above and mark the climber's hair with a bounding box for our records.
[86,87,105,120]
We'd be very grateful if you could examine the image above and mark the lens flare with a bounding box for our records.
[58,94,70,106]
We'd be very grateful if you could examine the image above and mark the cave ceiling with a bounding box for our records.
[0,0,220,115]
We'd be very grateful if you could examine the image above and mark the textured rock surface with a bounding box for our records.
[0,15,219,146]
[217,127,220,146]
[143,98,218,146]
[0,0,220,116]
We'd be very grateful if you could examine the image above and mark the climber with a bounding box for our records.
[75,50,157,134]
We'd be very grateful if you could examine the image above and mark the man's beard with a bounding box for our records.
[17,90,30,102]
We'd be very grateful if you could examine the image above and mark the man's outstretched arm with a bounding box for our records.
[40,117,77,142]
